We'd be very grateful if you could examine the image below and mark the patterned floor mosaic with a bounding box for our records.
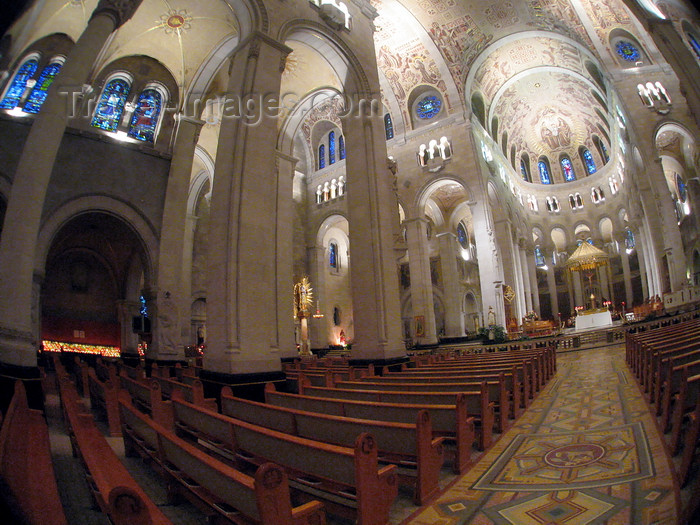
[403,345,679,525]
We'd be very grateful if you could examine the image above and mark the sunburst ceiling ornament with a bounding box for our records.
[160,9,192,35]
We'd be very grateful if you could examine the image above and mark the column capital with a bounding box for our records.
[92,0,144,29]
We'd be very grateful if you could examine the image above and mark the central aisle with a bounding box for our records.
[403,344,679,524]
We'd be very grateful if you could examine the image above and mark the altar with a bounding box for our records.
[575,309,613,331]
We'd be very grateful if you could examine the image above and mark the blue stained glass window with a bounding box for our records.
[416,95,442,119]
[91,78,130,132]
[328,131,336,165]
[318,144,325,169]
[561,157,576,181]
[339,135,345,160]
[384,113,394,140]
[329,242,338,268]
[677,174,687,202]
[616,40,640,62]
[520,159,529,182]
[128,88,162,142]
[538,160,552,184]
[582,149,597,174]
[687,33,700,59]
[23,60,63,113]
[600,141,609,163]
[457,222,469,249]
[625,229,635,249]
[535,247,546,267]
[1,58,39,109]
[139,295,149,317]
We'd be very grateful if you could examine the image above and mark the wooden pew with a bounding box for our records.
[55,364,172,525]
[264,383,476,472]
[88,367,121,436]
[330,376,510,433]
[0,381,67,525]
[658,355,700,429]
[219,387,444,504]
[118,393,326,525]
[299,379,494,450]
[165,393,398,525]
[150,376,218,412]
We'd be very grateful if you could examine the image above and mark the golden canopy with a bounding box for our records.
[565,241,610,272]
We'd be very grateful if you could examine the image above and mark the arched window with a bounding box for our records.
[581,148,597,175]
[23,58,64,114]
[569,194,576,209]
[535,247,546,267]
[575,193,583,208]
[676,173,687,203]
[560,156,576,182]
[686,32,700,60]
[339,134,345,160]
[520,153,531,182]
[457,222,469,249]
[384,113,394,140]
[593,135,609,164]
[329,242,338,269]
[538,158,552,184]
[0,57,39,109]
[328,130,336,165]
[625,229,635,250]
[128,87,163,142]
[318,144,325,169]
[552,196,560,212]
[91,77,131,132]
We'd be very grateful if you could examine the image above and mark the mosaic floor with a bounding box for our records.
[403,345,679,525]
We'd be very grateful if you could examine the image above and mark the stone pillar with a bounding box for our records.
[527,248,541,316]
[181,213,198,344]
[620,244,634,307]
[573,270,584,308]
[116,300,140,357]
[471,201,506,326]
[437,232,463,337]
[520,245,532,314]
[637,225,656,297]
[203,32,292,377]
[546,263,559,319]
[150,114,204,363]
[341,99,404,364]
[0,0,143,368]
[276,152,298,361]
[306,244,326,351]
[404,218,437,346]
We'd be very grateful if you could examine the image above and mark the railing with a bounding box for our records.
[428,308,700,356]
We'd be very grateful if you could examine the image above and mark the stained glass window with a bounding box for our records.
[582,149,597,174]
[520,159,530,182]
[538,160,552,184]
[0,58,39,109]
[91,78,130,132]
[677,173,687,202]
[318,144,325,169]
[600,141,609,163]
[625,229,635,249]
[687,32,700,60]
[535,247,546,267]
[339,134,345,160]
[328,131,336,165]
[128,88,162,142]
[329,242,338,268]
[384,113,394,140]
[416,95,442,119]
[616,40,640,62]
[561,157,576,182]
[22,60,63,114]
[457,222,469,249]
[139,295,149,317]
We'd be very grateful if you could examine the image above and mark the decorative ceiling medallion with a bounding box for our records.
[160,9,192,34]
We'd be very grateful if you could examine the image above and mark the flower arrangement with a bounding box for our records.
[524,311,539,321]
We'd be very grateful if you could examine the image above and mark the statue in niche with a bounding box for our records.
[157,291,179,355]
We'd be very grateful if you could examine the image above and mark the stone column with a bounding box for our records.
[471,201,506,326]
[203,32,292,377]
[116,299,140,357]
[275,152,298,361]
[620,242,634,306]
[306,245,327,351]
[180,213,198,344]
[546,264,559,320]
[0,0,143,368]
[150,114,204,364]
[519,244,532,314]
[404,218,437,345]
[527,248,541,316]
[573,270,584,308]
[341,100,404,364]
[437,232,463,337]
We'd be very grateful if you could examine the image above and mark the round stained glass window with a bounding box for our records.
[615,41,640,62]
[416,95,442,119]
[457,222,469,249]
